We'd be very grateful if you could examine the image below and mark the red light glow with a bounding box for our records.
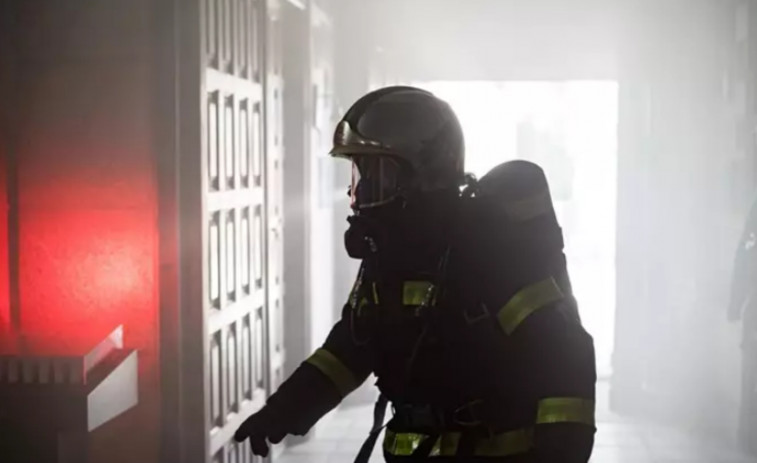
[11,65,160,372]
[0,142,9,340]
[3,38,162,462]
[18,208,157,355]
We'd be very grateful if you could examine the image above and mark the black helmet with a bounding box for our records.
[330,86,465,210]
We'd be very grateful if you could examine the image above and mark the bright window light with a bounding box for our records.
[417,80,619,376]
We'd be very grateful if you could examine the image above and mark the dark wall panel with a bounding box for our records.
[13,0,152,61]
[13,10,158,372]
[0,0,13,343]
[7,1,161,462]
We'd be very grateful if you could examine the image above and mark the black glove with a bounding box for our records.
[233,406,287,457]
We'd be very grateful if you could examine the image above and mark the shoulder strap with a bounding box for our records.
[353,394,389,463]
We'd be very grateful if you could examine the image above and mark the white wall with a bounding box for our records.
[372,0,619,82]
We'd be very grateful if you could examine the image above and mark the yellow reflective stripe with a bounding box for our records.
[505,190,552,222]
[384,428,533,457]
[305,348,358,397]
[355,297,369,316]
[430,433,462,456]
[350,282,378,312]
[537,398,595,427]
[349,275,362,308]
[403,281,434,306]
[383,430,429,456]
[475,428,534,457]
[498,278,564,335]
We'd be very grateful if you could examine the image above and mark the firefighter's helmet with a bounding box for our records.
[330,86,465,210]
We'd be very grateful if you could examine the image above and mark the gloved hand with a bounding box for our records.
[233,406,287,457]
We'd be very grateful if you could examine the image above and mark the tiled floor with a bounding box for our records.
[276,381,756,463]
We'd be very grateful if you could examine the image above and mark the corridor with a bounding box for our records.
[279,382,754,463]
[2,1,757,462]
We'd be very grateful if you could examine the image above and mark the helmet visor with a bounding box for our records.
[350,156,409,210]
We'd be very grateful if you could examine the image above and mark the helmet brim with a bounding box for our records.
[329,144,404,160]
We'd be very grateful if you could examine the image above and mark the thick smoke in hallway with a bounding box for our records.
[0,1,756,462]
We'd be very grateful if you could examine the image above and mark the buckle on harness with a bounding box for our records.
[464,303,490,325]
[453,400,497,440]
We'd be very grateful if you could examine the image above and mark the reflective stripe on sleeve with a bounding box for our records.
[497,277,564,335]
[305,348,358,397]
[536,397,595,427]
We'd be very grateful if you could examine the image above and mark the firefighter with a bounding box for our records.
[728,195,757,456]
[234,86,597,462]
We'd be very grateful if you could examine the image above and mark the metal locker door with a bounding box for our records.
[175,0,274,461]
